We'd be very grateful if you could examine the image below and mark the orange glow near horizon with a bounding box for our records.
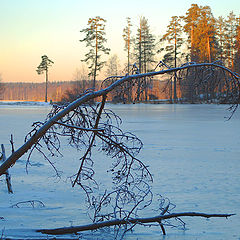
[1,1,239,83]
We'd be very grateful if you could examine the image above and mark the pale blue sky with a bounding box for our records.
[0,0,239,82]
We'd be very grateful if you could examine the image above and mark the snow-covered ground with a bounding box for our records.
[0,100,51,106]
[0,103,239,239]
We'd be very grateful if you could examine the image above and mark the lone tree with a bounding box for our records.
[80,16,110,90]
[36,55,54,102]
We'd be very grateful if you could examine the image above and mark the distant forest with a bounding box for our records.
[1,80,169,102]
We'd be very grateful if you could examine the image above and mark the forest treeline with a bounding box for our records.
[1,80,168,102]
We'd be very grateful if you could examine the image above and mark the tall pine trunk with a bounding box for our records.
[136,23,142,102]
[207,36,211,62]
[173,28,177,103]
[93,29,98,90]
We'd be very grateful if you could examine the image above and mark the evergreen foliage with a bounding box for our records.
[123,17,133,74]
[80,16,110,89]
[36,55,54,102]
[224,12,237,70]
[234,17,240,73]
[182,4,216,63]
[160,16,184,67]
[134,16,156,73]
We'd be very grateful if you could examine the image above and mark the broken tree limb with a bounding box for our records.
[0,62,239,176]
[10,134,15,153]
[36,212,235,235]
[1,144,13,193]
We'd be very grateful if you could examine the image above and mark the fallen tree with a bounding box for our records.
[37,212,235,235]
[1,62,239,238]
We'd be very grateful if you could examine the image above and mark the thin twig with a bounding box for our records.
[54,121,104,132]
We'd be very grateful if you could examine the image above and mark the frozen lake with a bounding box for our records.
[0,103,240,239]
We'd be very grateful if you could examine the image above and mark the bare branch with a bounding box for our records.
[10,200,45,208]
[37,212,235,235]
[54,121,104,132]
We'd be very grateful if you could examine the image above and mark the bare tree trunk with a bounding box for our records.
[45,68,48,103]
[191,25,194,61]
[127,32,130,74]
[169,77,173,103]
[174,33,177,103]
[137,21,142,101]
[207,36,211,63]
[127,35,132,102]
[93,30,98,90]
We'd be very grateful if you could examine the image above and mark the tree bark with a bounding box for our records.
[93,25,98,90]
[45,68,48,102]
[174,28,177,102]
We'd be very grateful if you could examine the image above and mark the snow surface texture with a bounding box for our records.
[0,103,239,239]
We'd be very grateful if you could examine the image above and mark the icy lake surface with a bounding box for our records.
[0,103,240,239]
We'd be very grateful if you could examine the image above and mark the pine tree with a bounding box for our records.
[134,17,156,73]
[161,16,183,66]
[234,16,240,74]
[122,17,134,102]
[197,6,216,62]
[80,16,110,90]
[215,16,226,62]
[161,16,183,102]
[135,17,143,74]
[224,12,237,70]
[183,4,201,62]
[134,17,144,101]
[142,25,156,73]
[134,17,156,101]
[183,4,216,63]
[36,55,54,102]
[123,17,133,74]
